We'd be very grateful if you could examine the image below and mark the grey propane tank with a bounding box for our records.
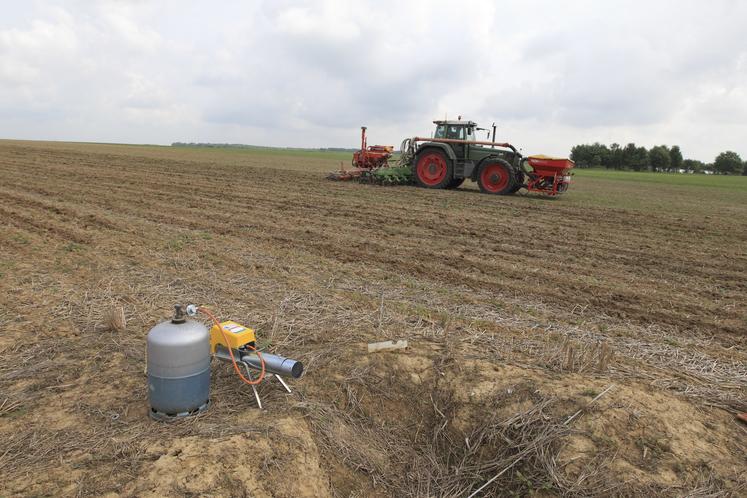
[147,305,210,420]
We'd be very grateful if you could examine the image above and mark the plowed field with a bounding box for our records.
[1,140,746,497]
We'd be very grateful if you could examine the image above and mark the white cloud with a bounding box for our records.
[0,0,745,161]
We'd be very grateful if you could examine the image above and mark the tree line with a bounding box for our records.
[570,143,746,175]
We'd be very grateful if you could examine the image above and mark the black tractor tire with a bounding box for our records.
[509,171,525,193]
[477,159,516,195]
[413,149,453,189]
[445,177,465,189]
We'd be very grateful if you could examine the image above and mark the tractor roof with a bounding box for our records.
[433,120,477,127]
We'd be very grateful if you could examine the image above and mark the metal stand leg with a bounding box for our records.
[275,374,292,394]
[241,362,263,409]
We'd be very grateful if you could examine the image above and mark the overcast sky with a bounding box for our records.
[1,0,745,161]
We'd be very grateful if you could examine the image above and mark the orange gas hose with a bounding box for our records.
[197,306,266,385]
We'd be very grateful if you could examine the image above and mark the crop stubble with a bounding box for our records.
[0,140,745,497]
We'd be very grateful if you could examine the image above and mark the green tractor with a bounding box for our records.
[405,120,525,195]
[330,120,574,195]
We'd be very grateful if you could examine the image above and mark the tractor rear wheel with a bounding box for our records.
[414,150,452,189]
[477,160,516,195]
[445,177,465,189]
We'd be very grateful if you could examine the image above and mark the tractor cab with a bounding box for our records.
[433,120,477,143]
[433,120,477,159]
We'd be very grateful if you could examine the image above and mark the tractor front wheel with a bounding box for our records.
[477,160,516,195]
[414,150,452,189]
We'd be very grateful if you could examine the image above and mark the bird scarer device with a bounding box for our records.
[146,304,303,421]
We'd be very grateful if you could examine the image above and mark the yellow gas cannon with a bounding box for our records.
[201,311,303,409]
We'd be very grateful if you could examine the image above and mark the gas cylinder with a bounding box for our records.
[147,305,210,420]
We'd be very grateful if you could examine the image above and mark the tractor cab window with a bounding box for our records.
[466,127,475,142]
[446,126,465,140]
[434,125,446,138]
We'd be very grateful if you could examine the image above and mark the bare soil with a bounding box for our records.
[0,140,745,497]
